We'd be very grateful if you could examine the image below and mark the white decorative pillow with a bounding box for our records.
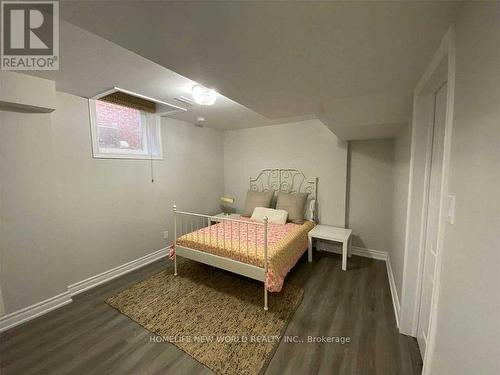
[251,207,288,225]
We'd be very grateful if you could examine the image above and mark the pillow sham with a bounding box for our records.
[276,192,308,224]
[304,199,316,222]
[242,190,274,217]
[251,207,288,225]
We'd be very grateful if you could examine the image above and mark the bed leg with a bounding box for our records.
[264,285,268,311]
[308,236,313,262]
[263,216,269,311]
[174,254,178,276]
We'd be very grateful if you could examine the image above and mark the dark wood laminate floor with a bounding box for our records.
[0,252,422,375]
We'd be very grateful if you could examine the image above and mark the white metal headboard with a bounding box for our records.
[249,168,317,200]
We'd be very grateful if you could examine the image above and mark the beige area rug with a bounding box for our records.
[106,261,303,375]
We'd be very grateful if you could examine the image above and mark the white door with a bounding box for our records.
[417,82,447,357]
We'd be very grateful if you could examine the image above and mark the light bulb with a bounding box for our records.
[191,85,217,106]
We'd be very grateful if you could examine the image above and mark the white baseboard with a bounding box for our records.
[351,246,388,261]
[0,291,72,333]
[68,247,168,296]
[319,241,400,328]
[385,253,401,328]
[0,247,168,333]
[319,242,387,260]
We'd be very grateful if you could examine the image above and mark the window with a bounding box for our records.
[89,99,162,159]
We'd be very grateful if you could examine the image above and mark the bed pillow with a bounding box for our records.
[305,199,316,222]
[251,207,288,225]
[276,192,308,224]
[242,190,274,217]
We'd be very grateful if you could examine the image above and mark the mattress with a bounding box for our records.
[174,217,315,292]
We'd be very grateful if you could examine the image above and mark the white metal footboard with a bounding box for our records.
[172,205,270,310]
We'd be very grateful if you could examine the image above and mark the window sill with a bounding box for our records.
[92,153,163,160]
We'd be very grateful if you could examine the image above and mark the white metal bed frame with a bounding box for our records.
[173,168,317,310]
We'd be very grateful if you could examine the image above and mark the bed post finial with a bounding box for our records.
[173,204,177,211]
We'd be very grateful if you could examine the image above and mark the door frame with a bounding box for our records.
[399,26,456,372]
[416,80,447,354]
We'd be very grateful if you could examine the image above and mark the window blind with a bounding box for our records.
[99,91,156,113]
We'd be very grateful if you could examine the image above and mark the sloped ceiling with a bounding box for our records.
[27,19,274,130]
[55,1,461,138]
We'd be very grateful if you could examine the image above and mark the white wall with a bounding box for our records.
[348,139,395,251]
[223,119,347,227]
[390,124,411,298]
[0,90,224,314]
[429,2,500,374]
[0,110,64,313]
[348,133,409,302]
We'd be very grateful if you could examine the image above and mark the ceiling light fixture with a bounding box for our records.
[191,85,217,106]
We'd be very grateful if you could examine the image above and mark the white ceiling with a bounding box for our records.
[35,1,462,138]
[28,20,275,130]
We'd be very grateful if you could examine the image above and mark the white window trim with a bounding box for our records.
[88,99,163,160]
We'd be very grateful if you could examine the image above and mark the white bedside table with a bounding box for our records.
[210,213,241,224]
[308,225,353,271]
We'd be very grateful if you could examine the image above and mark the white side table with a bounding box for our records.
[308,225,353,271]
[210,213,241,224]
